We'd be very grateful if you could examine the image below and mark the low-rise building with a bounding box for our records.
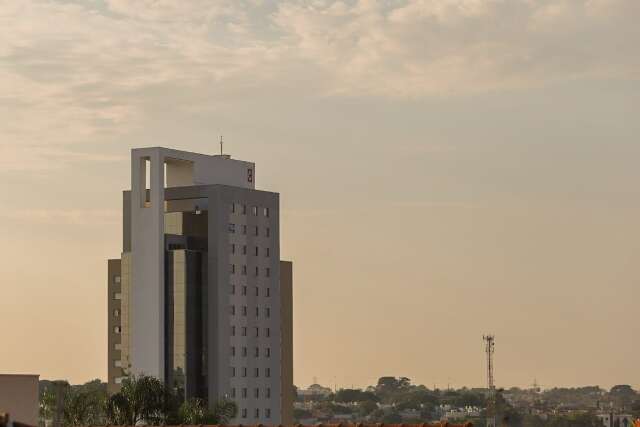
[597,413,635,427]
[0,374,39,426]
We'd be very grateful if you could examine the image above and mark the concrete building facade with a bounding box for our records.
[0,374,39,426]
[108,147,293,424]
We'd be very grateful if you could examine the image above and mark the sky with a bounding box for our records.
[0,0,639,391]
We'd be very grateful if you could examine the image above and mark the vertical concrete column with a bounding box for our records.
[130,148,166,380]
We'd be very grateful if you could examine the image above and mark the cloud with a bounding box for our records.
[271,0,640,97]
[0,0,638,170]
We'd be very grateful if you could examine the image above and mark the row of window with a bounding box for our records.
[239,407,272,419]
[230,366,272,378]
[231,203,271,218]
[231,265,271,277]
[231,244,270,257]
[228,223,271,237]
[231,326,272,338]
[231,346,271,358]
[232,387,272,399]
[231,285,271,297]
[230,305,271,318]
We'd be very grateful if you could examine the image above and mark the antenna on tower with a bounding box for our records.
[220,135,223,155]
[483,334,496,427]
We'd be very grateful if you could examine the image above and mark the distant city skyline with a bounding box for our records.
[1,0,639,390]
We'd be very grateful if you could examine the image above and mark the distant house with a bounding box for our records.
[597,413,634,427]
[298,384,333,398]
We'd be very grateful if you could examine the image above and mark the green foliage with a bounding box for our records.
[209,399,238,424]
[381,410,402,424]
[357,400,378,417]
[335,388,378,403]
[294,408,313,420]
[105,374,173,425]
[62,389,102,427]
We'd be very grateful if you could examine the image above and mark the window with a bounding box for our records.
[242,286,247,296]
[265,327,270,337]
[114,309,120,317]
[265,247,270,257]
[114,326,121,334]
[265,368,271,378]
[255,306,259,317]
[266,408,271,418]
[242,265,247,275]
[232,326,236,336]
[241,327,247,336]
[242,306,247,316]
[231,388,236,398]
[255,327,260,337]
[115,377,125,384]
[114,360,122,368]
[265,307,270,318]
[255,266,259,277]
[115,343,122,351]
[266,388,271,398]
[242,245,247,255]
[254,388,260,398]
[242,347,247,357]
[231,346,236,357]
[230,305,236,315]
[231,285,236,295]
[254,226,259,236]
[252,206,258,216]
[242,367,247,377]
[255,286,259,296]
[113,275,121,284]
[241,408,247,418]
[242,204,247,215]
[254,408,260,418]
[231,367,236,377]
[265,267,271,277]
[254,347,259,357]
[114,292,122,300]
[254,246,259,256]
[266,227,270,237]
[265,347,271,358]
[228,223,236,233]
[231,203,236,213]
[230,264,235,274]
[254,367,259,377]
[264,207,270,217]
[242,225,247,234]
[231,243,235,254]
[242,388,248,398]
[266,288,271,297]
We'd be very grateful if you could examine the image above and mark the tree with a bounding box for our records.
[39,388,57,424]
[62,389,100,426]
[105,374,172,425]
[382,410,402,424]
[358,400,378,417]
[209,399,238,424]
[177,398,236,424]
[335,388,378,403]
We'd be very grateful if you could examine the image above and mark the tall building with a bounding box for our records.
[107,147,293,424]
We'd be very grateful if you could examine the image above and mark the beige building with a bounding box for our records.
[0,374,39,426]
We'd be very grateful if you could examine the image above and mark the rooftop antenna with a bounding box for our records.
[220,135,223,155]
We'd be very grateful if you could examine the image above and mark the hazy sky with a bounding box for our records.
[1,0,639,391]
